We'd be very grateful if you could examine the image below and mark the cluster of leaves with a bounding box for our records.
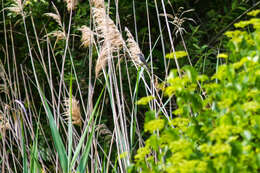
[131,10,260,172]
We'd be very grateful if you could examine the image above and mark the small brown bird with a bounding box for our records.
[137,53,150,70]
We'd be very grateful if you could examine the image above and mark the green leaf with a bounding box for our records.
[136,96,155,105]
[165,51,187,59]
[21,119,28,173]
[71,87,104,170]
[145,110,156,123]
[144,119,165,133]
[42,95,68,172]
[77,126,96,173]
[217,53,228,59]
[243,130,252,141]
[248,10,260,17]
[30,117,41,173]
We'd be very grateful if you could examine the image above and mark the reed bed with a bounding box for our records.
[1,0,197,172]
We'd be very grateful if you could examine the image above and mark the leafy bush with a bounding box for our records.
[131,10,260,173]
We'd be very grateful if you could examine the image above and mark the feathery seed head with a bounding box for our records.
[92,8,124,48]
[93,7,125,77]
[64,0,78,12]
[46,30,66,41]
[91,0,105,8]
[63,97,82,126]
[44,3,63,28]
[79,25,94,47]
[125,27,144,66]
[95,44,111,77]
[96,124,112,141]
[7,0,24,15]
[44,13,62,28]
[0,113,11,132]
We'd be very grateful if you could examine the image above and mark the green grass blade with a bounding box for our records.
[30,116,41,173]
[70,87,104,169]
[77,121,96,173]
[42,95,68,172]
[20,118,28,173]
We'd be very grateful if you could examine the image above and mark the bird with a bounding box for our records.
[137,53,150,71]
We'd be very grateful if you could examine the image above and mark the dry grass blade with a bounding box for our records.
[45,30,66,40]
[44,3,63,28]
[64,0,78,12]
[78,25,94,47]
[63,97,82,126]
[96,124,112,141]
[44,13,62,28]
[6,0,24,15]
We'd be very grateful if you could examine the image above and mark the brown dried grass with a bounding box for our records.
[44,3,63,28]
[95,42,113,77]
[64,0,78,11]
[0,113,11,132]
[92,8,124,48]
[63,97,82,126]
[45,30,66,40]
[78,25,94,48]
[91,0,105,8]
[125,27,144,66]
[92,7,124,77]
[7,0,23,15]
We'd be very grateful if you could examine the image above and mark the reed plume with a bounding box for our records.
[46,30,66,41]
[95,44,110,77]
[64,0,78,11]
[44,3,63,28]
[79,25,94,48]
[0,113,11,132]
[92,7,124,76]
[125,27,145,66]
[7,0,24,16]
[93,8,124,48]
[44,3,66,45]
[91,0,105,8]
[63,97,82,126]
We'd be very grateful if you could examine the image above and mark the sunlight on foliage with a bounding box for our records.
[165,51,187,59]
[247,9,260,16]
[131,13,260,172]
[217,53,228,58]
[144,119,164,133]
[136,96,155,105]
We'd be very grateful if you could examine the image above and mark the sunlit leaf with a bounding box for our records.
[136,96,155,105]
[166,51,187,59]
[217,53,228,59]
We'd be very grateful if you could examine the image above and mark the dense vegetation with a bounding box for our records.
[0,0,260,172]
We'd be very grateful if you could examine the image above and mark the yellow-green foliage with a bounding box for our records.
[136,96,155,105]
[130,11,260,173]
[166,51,188,59]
